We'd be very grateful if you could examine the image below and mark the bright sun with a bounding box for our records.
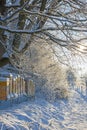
[79,45,85,51]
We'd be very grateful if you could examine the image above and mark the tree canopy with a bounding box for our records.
[0,0,87,69]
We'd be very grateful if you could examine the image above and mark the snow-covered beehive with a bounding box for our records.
[0,78,9,100]
[0,73,35,101]
[25,79,35,98]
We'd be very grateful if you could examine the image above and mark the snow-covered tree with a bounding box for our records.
[0,0,87,69]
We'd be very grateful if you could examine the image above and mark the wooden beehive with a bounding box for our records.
[25,80,35,97]
[12,78,16,95]
[15,78,17,94]
[17,75,21,95]
[20,77,24,95]
[20,77,25,95]
[0,78,9,100]
[9,74,13,98]
[20,77,22,95]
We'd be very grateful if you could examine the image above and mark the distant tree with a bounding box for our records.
[0,0,87,69]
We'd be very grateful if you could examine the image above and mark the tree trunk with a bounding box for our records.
[0,43,5,59]
[0,57,9,67]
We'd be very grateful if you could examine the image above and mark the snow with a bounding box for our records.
[0,90,87,130]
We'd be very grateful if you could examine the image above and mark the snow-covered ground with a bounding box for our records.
[0,90,87,130]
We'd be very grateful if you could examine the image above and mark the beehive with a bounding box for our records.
[0,78,9,100]
[15,78,17,94]
[19,77,22,94]
[23,78,26,94]
[20,77,25,95]
[17,75,21,95]
[25,80,35,97]
[12,78,16,95]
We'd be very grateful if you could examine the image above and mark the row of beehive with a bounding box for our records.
[0,74,26,100]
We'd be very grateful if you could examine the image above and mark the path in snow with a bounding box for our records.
[0,90,87,130]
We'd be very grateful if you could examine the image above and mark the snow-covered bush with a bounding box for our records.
[54,87,69,99]
[41,81,69,101]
